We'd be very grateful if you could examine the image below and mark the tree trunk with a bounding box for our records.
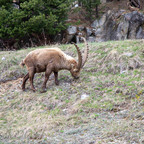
[89,0,92,22]
[78,0,82,6]
[95,4,99,18]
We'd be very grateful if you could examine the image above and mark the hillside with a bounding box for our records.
[0,40,144,143]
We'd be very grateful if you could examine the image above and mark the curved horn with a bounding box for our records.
[72,42,82,71]
[81,37,89,68]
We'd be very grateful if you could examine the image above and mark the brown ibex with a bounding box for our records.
[20,37,89,92]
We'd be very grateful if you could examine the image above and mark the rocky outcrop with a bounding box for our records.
[64,10,144,43]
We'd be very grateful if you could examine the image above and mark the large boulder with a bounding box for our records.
[64,26,77,43]
[127,11,144,39]
[67,26,77,35]
[116,16,129,40]
[90,10,144,42]
[136,27,144,39]
[64,10,144,43]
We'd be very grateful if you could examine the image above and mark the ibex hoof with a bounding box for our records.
[55,81,59,85]
[32,88,36,92]
[22,88,26,91]
[41,88,47,93]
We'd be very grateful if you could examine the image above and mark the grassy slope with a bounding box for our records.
[0,40,144,144]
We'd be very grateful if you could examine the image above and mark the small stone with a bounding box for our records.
[67,26,77,35]
[75,4,78,8]
[2,57,5,61]
[63,109,67,112]
[81,94,89,100]
[123,52,133,57]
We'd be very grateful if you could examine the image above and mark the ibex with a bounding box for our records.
[20,37,89,92]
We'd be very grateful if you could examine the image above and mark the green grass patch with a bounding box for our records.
[0,40,144,143]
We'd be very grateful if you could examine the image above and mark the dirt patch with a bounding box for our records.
[0,78,22,95]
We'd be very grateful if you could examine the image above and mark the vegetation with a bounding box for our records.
[0,0,143,50]
[0,40,144,143]
[78,0,101,20]
[0,0,70,49]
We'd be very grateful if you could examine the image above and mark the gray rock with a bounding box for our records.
[125,13,133,21]
[64,26,77,43]
[128,12,144,39]
[91,20,99,28]
[93,28,102,36]
[64,10,144,43]
[123,52,133,57]
[99,13,107,26]
[91,13,106,28]
[116,18,129,40]
[115,9,126,17]
[81,94,89,100]
[86,27,92,36]
[77,32,83,36]
[100,0,106,3]
[102,11,117,41]
[78,26,84,31]
[88,36,96,42]
[136,27,144,39]
[67,26,77,35]
[76,36,80,43]
[12,3,19,9]
[92,10,144,42]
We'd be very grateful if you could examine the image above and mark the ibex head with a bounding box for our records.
[70,37,89,79]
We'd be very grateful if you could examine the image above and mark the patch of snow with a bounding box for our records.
[123,52,133,57]
[63,109,67,112]
[2,57,5,61]
[81,94,89,100]
[120,70,128,74]
[75,4,79,8]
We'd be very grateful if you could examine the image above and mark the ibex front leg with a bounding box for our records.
[42,66,52,92]
[54,71,59,85]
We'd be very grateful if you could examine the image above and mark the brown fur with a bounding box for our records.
[20,47,82,92]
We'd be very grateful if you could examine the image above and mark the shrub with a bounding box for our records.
[0,0,70,49]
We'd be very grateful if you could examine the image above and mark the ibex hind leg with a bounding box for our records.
[28,67,36,92]
[22,73,29,91]
[41,67,52,92]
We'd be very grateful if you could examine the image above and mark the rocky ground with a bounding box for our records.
[0,40,144,144]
